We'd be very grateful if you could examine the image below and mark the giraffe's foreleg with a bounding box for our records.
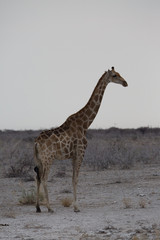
[72,172,79,212]
[72,158,82,212]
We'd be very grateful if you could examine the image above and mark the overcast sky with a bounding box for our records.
[1,0,160,130]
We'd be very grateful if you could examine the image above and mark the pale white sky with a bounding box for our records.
[0,0,160,130]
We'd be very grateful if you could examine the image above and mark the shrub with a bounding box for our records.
[123,198,132,209]
[19,188,44,205]
[19,188,36,205]
[139,198,146,208]
[61,198,72,207]
[84,138,137,170]
[1,128,160,176]
[3,139,35,179]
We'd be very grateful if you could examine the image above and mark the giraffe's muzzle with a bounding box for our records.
[123,81,128,87]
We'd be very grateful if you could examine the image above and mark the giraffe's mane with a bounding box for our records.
[36,124,70,141]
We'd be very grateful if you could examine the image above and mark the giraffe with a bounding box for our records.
[34,67,128,213]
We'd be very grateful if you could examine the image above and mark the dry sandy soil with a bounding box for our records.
[0,164,160,240]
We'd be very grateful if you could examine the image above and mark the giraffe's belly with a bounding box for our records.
[54,144,74,160]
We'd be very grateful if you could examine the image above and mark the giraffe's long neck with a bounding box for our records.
[63,71,110,132]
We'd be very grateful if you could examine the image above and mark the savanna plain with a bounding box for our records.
[0,128,160,240]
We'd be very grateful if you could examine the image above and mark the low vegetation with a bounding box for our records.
[19,188,37,205]
[61,197,72,207]
[0,127,160,179]
[19,187,44,205]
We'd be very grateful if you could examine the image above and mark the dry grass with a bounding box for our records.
[19,188,44,205]
[61,197,72,207]
[139,198,146,208]
[19,189,36,205]
[133,234,148,240]
[132,236,139,240]
[2,211,16,219]
[132,227,160,240]
[123,197,132,209]
[155,229,160,240]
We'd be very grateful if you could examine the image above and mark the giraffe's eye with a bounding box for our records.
[113,75,117,78]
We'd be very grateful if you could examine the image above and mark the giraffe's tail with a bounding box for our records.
[34,142,42,183]
[34,166,40,182]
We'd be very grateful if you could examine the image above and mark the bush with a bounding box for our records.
[84,138,137,170]
[2,137,35,179]
[61,198,72,207]
[1,128,160,176]
[19,187,44,205]
[19,188,36,205]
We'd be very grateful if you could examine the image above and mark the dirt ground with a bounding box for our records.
[0,164,160,240]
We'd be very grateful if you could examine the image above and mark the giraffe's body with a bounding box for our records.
[34,67,128,212]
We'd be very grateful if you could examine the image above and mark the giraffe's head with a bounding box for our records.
[108,67,128,87]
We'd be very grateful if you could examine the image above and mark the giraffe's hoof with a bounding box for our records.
[36,206,41,213]
[48,208,54,213]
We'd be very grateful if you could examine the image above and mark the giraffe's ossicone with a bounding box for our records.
[34,67,128,213]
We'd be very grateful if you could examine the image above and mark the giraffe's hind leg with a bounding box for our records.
[40,164,54,213]
[42,179,54,213]
[35,166,54,213]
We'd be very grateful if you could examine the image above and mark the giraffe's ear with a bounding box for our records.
[108,69,112,76]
